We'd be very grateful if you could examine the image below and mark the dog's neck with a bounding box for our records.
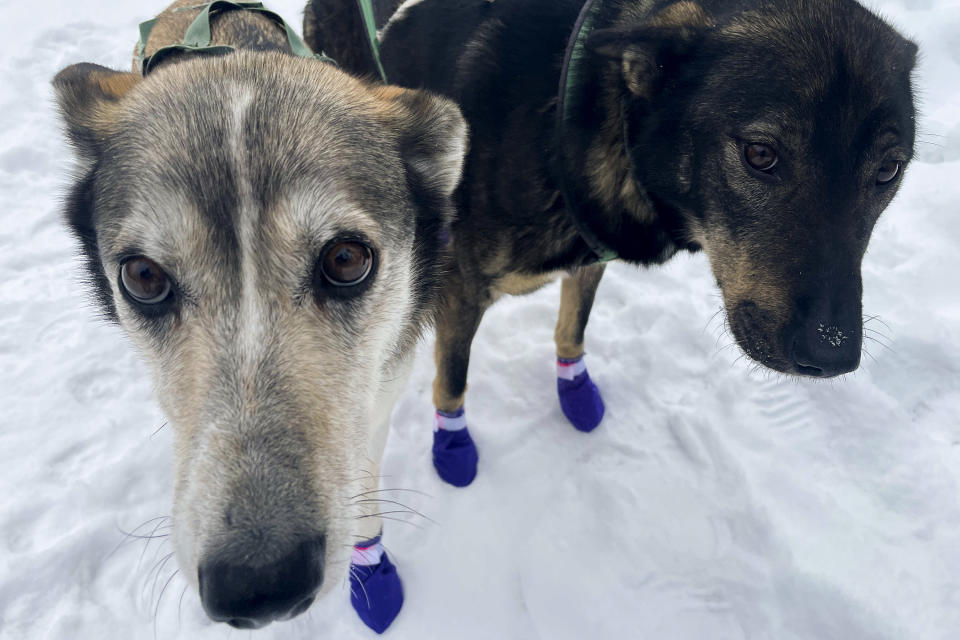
[585,79,659,228]
[553,0,700,267]
[556,63,687,266]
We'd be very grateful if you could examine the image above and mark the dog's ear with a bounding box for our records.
[53,63,141,161]
[588,1,712,99]
[381,87,469,199]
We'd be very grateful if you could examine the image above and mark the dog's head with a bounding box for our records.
[54,52,466,628]
[591,0,917,376]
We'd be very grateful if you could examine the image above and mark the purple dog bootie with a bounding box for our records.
[432,407,479,487]
[557,356,605,432]
[350,535,403,634]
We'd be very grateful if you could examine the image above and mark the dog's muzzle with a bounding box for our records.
[733,290,863,378]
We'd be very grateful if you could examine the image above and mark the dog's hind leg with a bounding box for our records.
[430,277,486,487]
[554,264,606,432]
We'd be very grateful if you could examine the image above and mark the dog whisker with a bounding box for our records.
[348,488,434,500]
[348,566,372,610]
[150,422,169,439]
[863,323,887,336]
[862,317,893,336]
[731,352,749,369]
[343,566,364,607]
[354,514,428,530]
[702,307,726,336]
[121,531,171,541]
[863,314,893,332]
[348,473,393,484]
[716,341,739,355]
[351,499,438,525]
[864,334,896,354]
[350,534,381,541]
[136,518,173,573]
[115,516,171,542]
[145,551,176,608]
[177,582,190,629]
[355,509,425,519]
[135,532,172,577]
[713,329,730,350]
[106,516,171,564]
[127,518,173,576]
[863,331,893,350]
[153,569,180,640]
[863,326,891,340]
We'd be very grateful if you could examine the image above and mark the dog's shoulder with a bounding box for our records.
[382,0,583,103]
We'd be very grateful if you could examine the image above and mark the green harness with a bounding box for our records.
[137,1,388,81]
[355,0,388,83]
[136,1,335,76]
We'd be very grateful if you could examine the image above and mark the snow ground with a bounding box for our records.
[0,0,958,638]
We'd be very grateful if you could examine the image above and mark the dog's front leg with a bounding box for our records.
[349,445,404,634]
[430,275,488,487]
[352,350,416,544]
[348,351,415,634]
[554,264,606,432]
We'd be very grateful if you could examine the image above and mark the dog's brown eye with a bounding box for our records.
[321,241,373,287]
[120,257,172,304]
[877,160,901,184]
[745,143,778,171]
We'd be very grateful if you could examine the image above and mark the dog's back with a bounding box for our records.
[137,0,294,71]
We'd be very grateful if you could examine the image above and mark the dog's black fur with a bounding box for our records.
[304,0,404,76]
[306,0,917,407]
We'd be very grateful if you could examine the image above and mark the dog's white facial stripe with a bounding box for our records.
[228,85,267,368]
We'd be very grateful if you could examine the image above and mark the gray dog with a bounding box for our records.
[54,0,466,632]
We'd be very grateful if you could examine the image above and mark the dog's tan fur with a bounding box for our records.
[554,264,607,360]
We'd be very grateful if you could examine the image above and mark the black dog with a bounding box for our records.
[306,0,918,486]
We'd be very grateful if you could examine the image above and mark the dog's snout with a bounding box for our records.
[786,294,862,378]
[198,535,326,629]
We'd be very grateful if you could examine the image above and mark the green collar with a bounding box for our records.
[136,1,335,76]
[556,0,620,264]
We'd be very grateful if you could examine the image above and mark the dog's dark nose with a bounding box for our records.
[789,324,862,377]
[198,536,325,629]
[787,292,862,377]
